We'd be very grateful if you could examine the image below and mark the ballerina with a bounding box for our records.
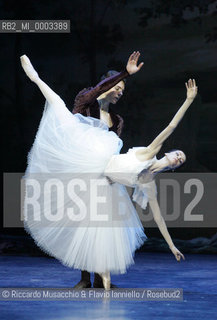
[21,55,197,290]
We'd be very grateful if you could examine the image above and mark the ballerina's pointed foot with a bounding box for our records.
[100,272,111,291]
[20,54,39,82]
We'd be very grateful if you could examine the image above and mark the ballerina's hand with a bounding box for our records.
[170,245,185,262]
[20,55,39,83]
[126,51,144,75]
[185,78,198,100]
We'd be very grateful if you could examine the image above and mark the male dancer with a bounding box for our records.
[72,51,144,289]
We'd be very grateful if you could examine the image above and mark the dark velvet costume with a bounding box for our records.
[73,70,129,136]
[72,69,129,287]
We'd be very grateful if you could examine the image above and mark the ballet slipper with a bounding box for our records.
[100,272,111,290]
[20,55,39,82]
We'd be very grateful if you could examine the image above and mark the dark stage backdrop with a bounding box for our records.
[1,0,217,245]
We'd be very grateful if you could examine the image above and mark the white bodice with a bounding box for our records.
[104,147,156,187]
[104,147,158,209]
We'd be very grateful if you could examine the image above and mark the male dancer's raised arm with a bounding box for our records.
[73,51,144,114]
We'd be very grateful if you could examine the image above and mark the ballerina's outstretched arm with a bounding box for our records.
[20,55,66,108]
[136,79,198,160]
[148,196,185,262]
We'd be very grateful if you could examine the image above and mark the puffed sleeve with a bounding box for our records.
[132,180,157,210]
[73,70,129,114]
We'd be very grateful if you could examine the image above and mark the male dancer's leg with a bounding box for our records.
[73,271,118,289]
[73,271,91,289]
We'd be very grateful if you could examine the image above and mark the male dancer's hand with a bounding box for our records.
[185,78,198,100]
[106,176,114,185]
[126,51,144,75]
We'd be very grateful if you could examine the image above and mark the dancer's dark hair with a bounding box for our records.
[100,70,127,84]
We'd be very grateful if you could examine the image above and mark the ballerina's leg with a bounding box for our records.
[20,55,66,107]
[99,272,111,290]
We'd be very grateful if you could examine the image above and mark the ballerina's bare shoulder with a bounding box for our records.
[135,147,155,162]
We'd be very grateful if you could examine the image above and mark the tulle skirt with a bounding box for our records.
[23,99,147,274]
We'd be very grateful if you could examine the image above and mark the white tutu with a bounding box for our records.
[23,99,147,274]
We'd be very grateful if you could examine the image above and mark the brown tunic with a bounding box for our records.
[73,70,129,136]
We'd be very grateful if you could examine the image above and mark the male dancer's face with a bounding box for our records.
[105,81,125,105]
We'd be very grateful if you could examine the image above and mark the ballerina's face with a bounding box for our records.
[105,81,125,104]
[165,150,186,169]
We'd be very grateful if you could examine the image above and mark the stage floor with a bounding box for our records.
[0,252,216,319]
